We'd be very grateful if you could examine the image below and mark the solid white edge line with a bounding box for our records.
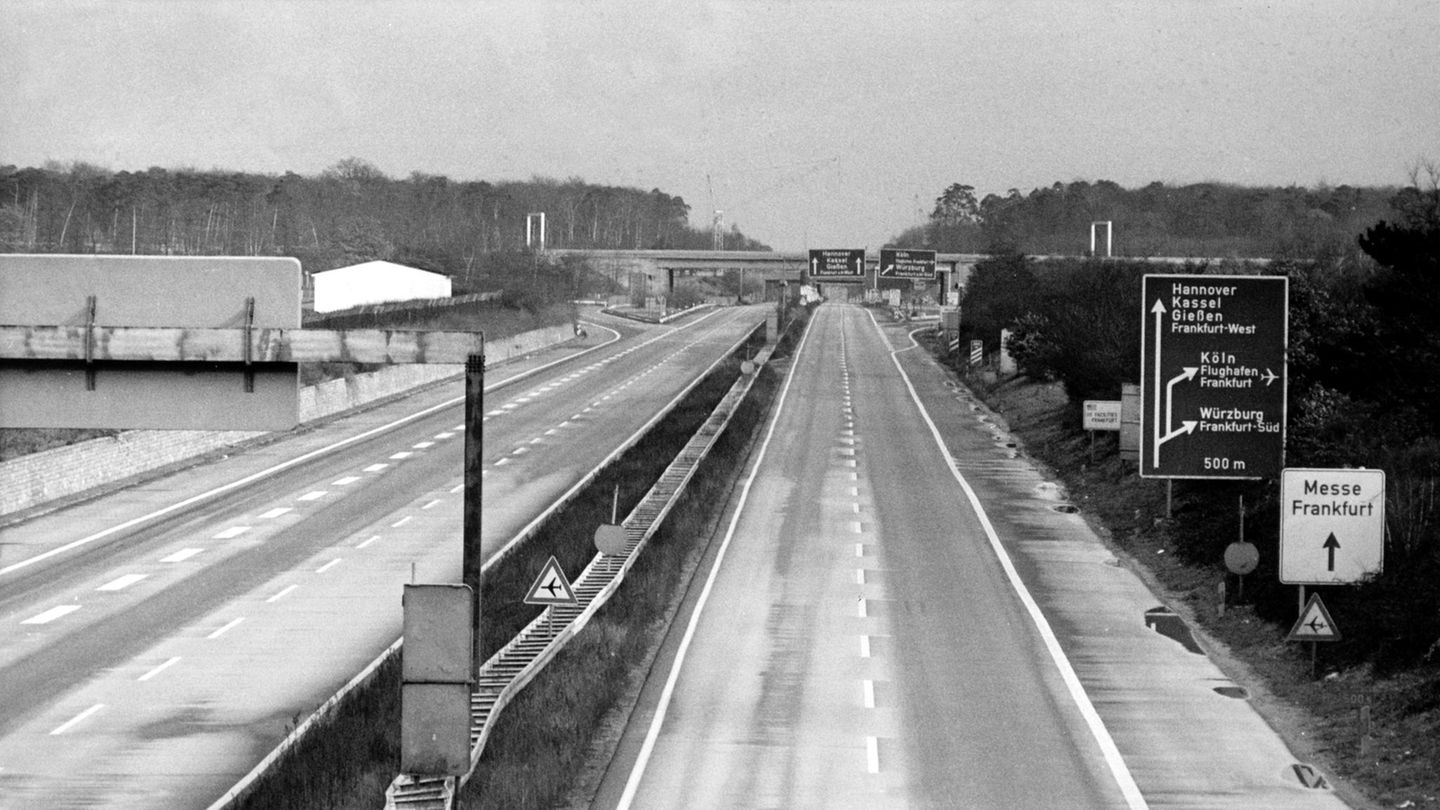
[615,306,816,810]
[870,310,1149,810]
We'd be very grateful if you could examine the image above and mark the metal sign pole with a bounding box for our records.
[462,347,485,682]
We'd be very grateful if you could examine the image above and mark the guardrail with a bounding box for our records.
[386,335,775,808]
[210,313,758,809]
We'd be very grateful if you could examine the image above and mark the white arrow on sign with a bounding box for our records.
[1150,299,1200,468]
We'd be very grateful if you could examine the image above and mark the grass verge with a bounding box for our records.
[956,366,1438,810]
[229,311,794,809]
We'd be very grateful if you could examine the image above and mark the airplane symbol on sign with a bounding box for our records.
[523,555,577,606]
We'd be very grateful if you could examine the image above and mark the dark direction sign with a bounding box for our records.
[1140,274,1287,479]
[878,248,936,280]
[808,248,865,281]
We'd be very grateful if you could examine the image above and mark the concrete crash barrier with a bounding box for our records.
[0,324,575,517]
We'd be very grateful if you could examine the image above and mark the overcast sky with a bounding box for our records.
[3,0,1437,251]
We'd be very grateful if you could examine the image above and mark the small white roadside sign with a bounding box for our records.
[1280,468,1385,585]
[1083,400,1122,432]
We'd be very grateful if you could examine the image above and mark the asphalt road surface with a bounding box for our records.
[597,303,1348,810]
[0,304,765,809]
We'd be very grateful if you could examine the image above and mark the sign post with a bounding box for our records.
[1083,399,1122,462]
[1139,274,1287,479]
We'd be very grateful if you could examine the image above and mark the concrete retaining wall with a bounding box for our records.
[0,324,575,517]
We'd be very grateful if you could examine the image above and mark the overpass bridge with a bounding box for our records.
[550,248,984,299]
[550,249,1260,300]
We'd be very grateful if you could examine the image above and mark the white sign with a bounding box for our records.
[1083,400,1122,431]
[1280,468,1385,585]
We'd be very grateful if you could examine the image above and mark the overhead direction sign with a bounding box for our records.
[0,254,300,430]
[1280,467,1386,585]
[0,254,484,431]
[523,555,577,606]
[807,249,865,282]
[1140,274,1287,479]
[1286,593,1341,642]
[878,248,937,280]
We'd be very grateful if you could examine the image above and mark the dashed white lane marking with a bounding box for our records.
[207,617,244,639]
[422,499,441,510]
[97,574,147,592]
[852,503,861,514]
[364,463,388,473]
[434,432,455,439]
[860,635,871,658]
[391,516,412,528]
[857,598,868,618]
[866,736,880,773]
[511,447,529,456]
[162,548,203,563]
[259,507,293,519]
[544,428,559,436]
[213,526,250,539]
[356,535,380,549]
[413,441,435,449]
[850,521,863,533]
[449,484,463,494]
[856,569,865,585]
[316,559,342,574]
[297,491,327,502]
[267,585,299,603]
[849,487,860,496]
[50,704,104,735]
[496,458,511,466]
[138,657,181,682]
[529,437,543,444]
[855,543,865,557]
[486,410,505,417]
[452,424,465,431]
[389,451,412,460]
[332,476,361,486]
[863,679,876,708]
[22,605,81,624]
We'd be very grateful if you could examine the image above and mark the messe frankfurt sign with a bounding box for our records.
[1280,467,1385,585]
[1139,274,1287,479]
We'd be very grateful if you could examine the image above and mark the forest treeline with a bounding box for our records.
[0,158,769,286]
[955,170,1440,674]
[890,177,1402,260]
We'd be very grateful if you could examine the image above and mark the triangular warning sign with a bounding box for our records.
[523,555,577,606]
[1287,593,1341,642]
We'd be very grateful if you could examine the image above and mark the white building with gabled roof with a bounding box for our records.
[309,260,453,313]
